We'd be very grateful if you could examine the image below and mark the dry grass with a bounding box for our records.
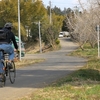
[25,41,60,54]
[25,41,44,54]
[14,59,44,68]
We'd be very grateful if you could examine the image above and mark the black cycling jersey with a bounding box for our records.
[0,28,18,50]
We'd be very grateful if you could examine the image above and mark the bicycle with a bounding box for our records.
[0,49,16,87]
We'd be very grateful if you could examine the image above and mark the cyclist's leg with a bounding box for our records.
[0,62,4,74]
[6,44,14,61]
[6,45,14,69]
[0,44,14,61]
[0,51,5,82]
[0,51,4,71]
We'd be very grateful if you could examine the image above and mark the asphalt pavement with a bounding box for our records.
[0,37,87,100]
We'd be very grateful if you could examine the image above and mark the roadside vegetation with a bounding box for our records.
[19,43,100,100]
[15,59,45,68]
[0,0,64,50]
[0,0,99,52]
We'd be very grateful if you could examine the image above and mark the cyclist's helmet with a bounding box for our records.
[4,22,13,29]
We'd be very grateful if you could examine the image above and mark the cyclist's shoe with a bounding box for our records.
[7,62,13,69]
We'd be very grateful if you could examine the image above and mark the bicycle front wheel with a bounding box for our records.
[8,61,16,84]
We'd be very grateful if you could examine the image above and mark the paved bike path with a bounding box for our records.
[0,37,87,100]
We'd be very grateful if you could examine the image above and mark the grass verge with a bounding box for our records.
[19,43,100,100]
[15,59,45,68]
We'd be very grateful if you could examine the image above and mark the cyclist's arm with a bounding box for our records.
[11,33,18,50]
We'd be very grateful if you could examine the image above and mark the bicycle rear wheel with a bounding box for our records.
[8,61,16,84]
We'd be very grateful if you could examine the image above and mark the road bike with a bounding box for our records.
[0,49,16,87]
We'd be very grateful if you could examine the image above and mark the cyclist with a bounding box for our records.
[0,22,18,82]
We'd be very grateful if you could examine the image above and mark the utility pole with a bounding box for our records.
[97,25,100,58]
[18,0,21,61]
[38,21,42,53]
[49,1,52,24]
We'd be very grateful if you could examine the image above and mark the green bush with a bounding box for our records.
[55,39,60,45]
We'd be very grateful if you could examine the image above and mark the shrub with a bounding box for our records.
[55,39,60,45]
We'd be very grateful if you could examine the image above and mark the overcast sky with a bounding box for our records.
[42,0,87,10]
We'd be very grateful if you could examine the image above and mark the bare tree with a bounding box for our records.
[68,0,100,50]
